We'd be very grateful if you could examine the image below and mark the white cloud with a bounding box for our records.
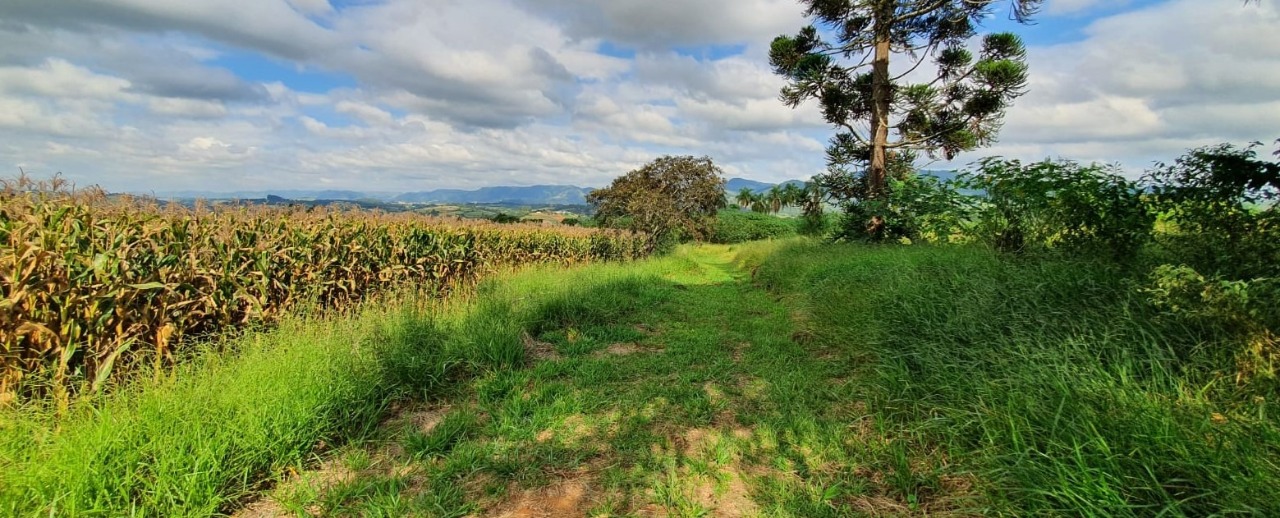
[285,0,333,17]
[148,98,228,118]
[957,0,1280,172]
[0,0,1274,193]
[0,59,131,100]
[513,0,807,49]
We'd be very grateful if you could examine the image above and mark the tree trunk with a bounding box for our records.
[868,32,891,200]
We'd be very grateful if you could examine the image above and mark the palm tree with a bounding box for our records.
[781,183,804,210]
[735,188,756,210]
[798,180,830,234]
[766,185,785,214]
[801,181,826,220]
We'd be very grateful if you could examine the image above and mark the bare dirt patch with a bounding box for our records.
[688,469,758,518]
[233,497,291,518]
[596,342,643,357]
[230,457,357,518]
[481,468,601,518]
[703,383,726,405]
[662,427,765,518]
[522,332,561,361]
[402,405,450,433]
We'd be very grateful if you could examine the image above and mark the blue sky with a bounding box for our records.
[0,0,1276,193]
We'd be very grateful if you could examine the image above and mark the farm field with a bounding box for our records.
[5,239,1276,516]
[0,178,646,404]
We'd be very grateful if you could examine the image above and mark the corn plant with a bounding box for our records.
[0,176,648,405]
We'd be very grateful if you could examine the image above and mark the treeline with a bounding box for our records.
[0,176,649,404]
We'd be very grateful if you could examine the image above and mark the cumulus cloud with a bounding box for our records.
[956,0,1280,171]
[512,0,807,49]
[0,0,1274,192]
[0,0,341,60]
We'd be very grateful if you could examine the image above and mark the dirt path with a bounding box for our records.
[233,245,942,517]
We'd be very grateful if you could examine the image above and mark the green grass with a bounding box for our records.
[5,240,1276,516]
[750,240,1280,516]
[0,253,674,517]
[0,294,464,516]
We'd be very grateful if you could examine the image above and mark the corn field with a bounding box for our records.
[0,176,647,404]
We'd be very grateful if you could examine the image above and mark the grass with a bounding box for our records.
[4,239,1276,516]
[0,252,670,517]
[0,295,450,516]
[751,240,1280,516]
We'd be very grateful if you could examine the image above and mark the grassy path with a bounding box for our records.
[10,241,1274,516]
[239,244,894,517]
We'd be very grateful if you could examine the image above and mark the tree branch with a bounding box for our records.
[892,0,952,25]
[886,116,978,149]
[841,123,870,145]
[892,51,932,82]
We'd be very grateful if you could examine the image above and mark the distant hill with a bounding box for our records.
[725,178,774,193]
[725,178,807,194]
[155,189,396,201]
[150,177,828,205]
[394,185,589,205]
[920,170,960,182]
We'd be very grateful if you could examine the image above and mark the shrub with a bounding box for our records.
[1145,265,1280,390]
[960,158,1151,258]
[834,174,971,243]
[798,210,838,237]
[1142,143,1280,279]
[709,210,799,243]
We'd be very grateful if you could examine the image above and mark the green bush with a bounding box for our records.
[798,210,838,237]
[835,174,971,243]
[960,158,1151,258]
[709,210,799,243]
[1136,145,1280,386]
[1142,143,1280,279]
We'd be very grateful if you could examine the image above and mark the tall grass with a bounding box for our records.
[0,251,675,517]
[749,240,1280,515]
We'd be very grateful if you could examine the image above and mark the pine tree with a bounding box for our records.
[770,0,1041,201]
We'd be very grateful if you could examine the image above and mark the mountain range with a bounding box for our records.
[149,172,958,206]
[154,178,805,205]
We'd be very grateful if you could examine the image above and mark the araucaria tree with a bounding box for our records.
[770,0,1040,200]
[588,155,727,249]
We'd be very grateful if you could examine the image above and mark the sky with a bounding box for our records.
[0,0,1277,193]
